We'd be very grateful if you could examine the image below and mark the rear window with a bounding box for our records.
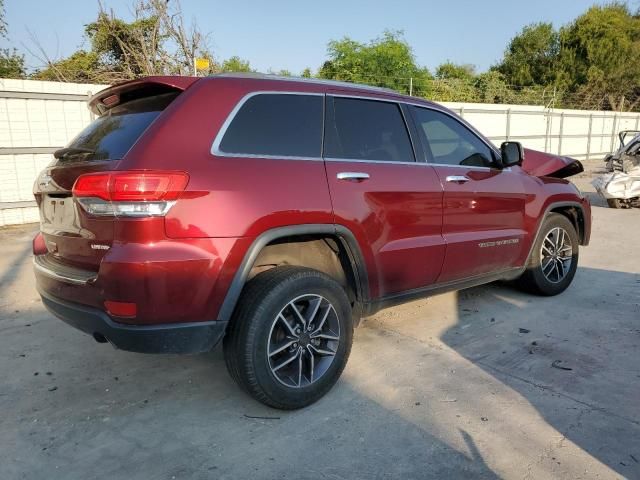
[217,93,323,158]
[59,92,178,163]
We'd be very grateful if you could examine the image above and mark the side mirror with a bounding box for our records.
[500,141,524,167]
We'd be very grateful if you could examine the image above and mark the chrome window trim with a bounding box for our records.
[211,91,325,160]
[324,157,511,171]
[324,157,420,166]
[325,94,418,164]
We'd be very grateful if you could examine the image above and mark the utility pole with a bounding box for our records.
[409,77,413,97]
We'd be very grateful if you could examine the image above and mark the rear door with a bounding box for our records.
[34,91,180,270]
[323,94,445,299]
[409,105,527,283]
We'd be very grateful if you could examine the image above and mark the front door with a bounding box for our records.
[323,95,445,299]
[409,105,527,283]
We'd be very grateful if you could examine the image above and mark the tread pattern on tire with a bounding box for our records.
[516,212,579,296]
[223,266,352,409]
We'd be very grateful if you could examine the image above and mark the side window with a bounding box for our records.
[411,107,495,167]
[218,94,322,157]
[325,97,415,162]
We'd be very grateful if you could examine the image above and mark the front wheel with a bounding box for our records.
[223,266,353,409]
[516,213,579,296]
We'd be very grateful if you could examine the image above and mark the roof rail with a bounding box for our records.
[209,72,397,94]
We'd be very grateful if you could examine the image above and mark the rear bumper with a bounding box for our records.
[39,288,227,354]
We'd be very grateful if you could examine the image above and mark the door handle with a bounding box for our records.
[445,175,470,184]
[337,172,370,182]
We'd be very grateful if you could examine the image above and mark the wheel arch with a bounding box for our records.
[217,224,369,324]
[525,201,587,266]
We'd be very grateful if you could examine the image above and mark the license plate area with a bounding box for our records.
[41,195,82,236]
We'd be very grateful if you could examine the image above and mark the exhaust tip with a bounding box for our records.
[93,332,108,343]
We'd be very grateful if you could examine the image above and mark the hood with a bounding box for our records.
[521,148,584,179]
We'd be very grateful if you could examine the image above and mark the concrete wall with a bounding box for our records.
[0,79,108,226]
[2,78,639,226]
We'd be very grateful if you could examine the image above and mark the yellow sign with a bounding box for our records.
[194,58,210,71]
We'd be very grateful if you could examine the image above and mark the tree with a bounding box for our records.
[301,67,313,78]
[219,56,253,73]
[33,51,99,82]
[0,48,26,78]
[496,22,560,87]
[318,30,432,96]
[435,62,475,80]
[33,0,212,83]
[558,3,640,110]
[0,0,26,78]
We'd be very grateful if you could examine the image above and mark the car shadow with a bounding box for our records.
[440,266,640,478]
[3,312,501,479]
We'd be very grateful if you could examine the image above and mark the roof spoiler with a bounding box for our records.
[88,76,198,115]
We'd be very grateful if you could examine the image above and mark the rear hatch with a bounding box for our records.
[34,82,187,271]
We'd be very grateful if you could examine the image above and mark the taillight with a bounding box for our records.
[73,171,188,217]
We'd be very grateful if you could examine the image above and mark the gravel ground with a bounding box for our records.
[0,170,638,480]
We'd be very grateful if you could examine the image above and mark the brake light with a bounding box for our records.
[73,171,188,217]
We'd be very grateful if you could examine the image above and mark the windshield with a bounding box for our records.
[57,92,178,163]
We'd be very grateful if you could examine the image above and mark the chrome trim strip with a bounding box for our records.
[445,175,470,183]
[33,257,96,286]
[337,172,370,181]
[211,91,324,160]
[325,157,418,165]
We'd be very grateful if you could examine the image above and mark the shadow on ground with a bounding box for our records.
[441,267,640,478]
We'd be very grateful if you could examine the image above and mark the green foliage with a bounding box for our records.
[219,56,253,73]
[558,3,640,109]
[494,5,640,110]
[318,30,432,95]
[436,62,475,80]
[301,67,313,78]
[0,48,25,78]
[85,12,161,77]
[33,51,100,82]
[496,23,560,87]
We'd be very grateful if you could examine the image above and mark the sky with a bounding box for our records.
[1,0,617,75]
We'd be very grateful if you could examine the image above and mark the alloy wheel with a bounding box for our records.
[540,227,573,284]
[267,294,340,388]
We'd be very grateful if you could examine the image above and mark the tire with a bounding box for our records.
[516,213,579,296]
[223,266,353,409]
[607,198,623,209]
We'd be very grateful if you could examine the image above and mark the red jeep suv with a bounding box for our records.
[33,74,591,409]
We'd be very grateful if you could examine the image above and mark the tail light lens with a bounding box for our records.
[73,171,188,217]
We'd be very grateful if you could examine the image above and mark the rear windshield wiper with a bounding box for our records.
[53,147,95,159]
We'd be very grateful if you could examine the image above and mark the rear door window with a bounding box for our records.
[59,92,179,163]
[217,93,323,158]
[324,97,415,162]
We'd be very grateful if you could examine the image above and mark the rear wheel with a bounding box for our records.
[516,213,579,296]
[223,266,353,409]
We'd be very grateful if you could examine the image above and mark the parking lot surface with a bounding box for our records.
[1,174,639,480]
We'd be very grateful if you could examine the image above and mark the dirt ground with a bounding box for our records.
[1,169,639,480]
